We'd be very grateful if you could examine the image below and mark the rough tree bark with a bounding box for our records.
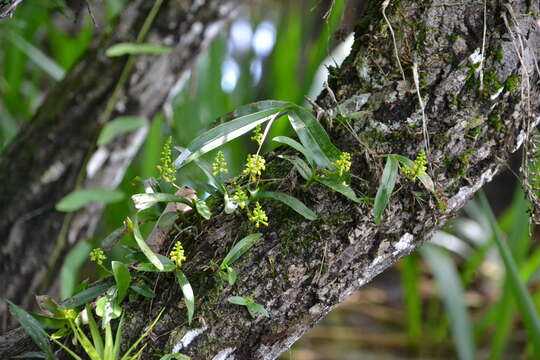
[0,0,242,330]
[2,0,540,359]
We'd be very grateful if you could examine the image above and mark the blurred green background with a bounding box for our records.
[1,1,539,359]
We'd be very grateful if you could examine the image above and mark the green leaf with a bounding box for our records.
[8,301,53,359]
[106,43,172,57]
[112,261,131,303]
[246,302,269,318]
[256,191,317,220]
[135,262,176,273]
[279,155,313,181]
[227,296,248,306]
[373,155,399,224]
[315,176,363,203]
[97,117,147,147]
[479,191,540,358]
[159,354,191,360]
[59,284,110,310]
[56,188,125,212]
[101,227,126,252]
[85,305,104,358]
[68,320,100,360]
[394,155,435,192]
[174,101,289,168]
[132,213,164,271]
[113,315,125,360]
[175,270,195,324]
[157,212,179,231]
[226,267,237,286]
[422,245,476,360]
[272,136,316,168]
[131,193,190,211]
[287,106,341,167]
[130,283,156,298]
[221,233,262,269]
[194,198,212,220]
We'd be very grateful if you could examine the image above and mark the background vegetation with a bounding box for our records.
[1,1,538,359]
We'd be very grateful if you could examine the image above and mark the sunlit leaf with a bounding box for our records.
[97,117,147,147]
[174,102,289,168]
[315,176,363,203]
[106,43,172,57]
[56,188,125,212]
[227,296,248,306]
[131,193,190,211]
[256,191,317,220]
[175,270,195,324]
[246,302,269,318]
[373,155,398,224]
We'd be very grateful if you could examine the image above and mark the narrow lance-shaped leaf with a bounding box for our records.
[175,270,195,324]
[106,43,172,57]
[8,301,54,359]
[287,106,341,167]
[131,213,164,271]
[279,155,313,181]
[256,191,317,220]
[131,193,191,211]
[227,296,248,306]
[97,117,147,147]
[373,155,399,225]
[56,188,125,212]
[273,136,316,168]
[174,102,289,168]
[315,176,363,203]
[221,233,263,269]
[59,284,110,310]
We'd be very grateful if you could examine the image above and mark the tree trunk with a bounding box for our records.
[2,0,540,359]
[0,0,242,331]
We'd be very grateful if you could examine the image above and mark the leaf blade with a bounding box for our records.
[373,155,399,224]
[256,191,317,220]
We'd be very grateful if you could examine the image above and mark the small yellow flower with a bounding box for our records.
[89,248,106,265]
[332,152,352,177]
[402,150,428,180]
[211,151,229,177]
[248,202,269,228]
[243,154,266,182]
[251,125,263,146]
[169,241,187,268]
[232,186,249,209]
[157,136,176,184]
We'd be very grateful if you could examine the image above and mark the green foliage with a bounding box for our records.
[56,189,125,212]
[227,296,269,319]
[97,117,147,147]
[219,233,262,285]
[8,301,54,359]
[373,155,398,225]
[105,43,172,57]
[175,270,195,324]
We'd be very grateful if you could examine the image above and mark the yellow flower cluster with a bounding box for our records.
[402,150,428,180]
[89,248,106,265]
[169,241,187,268]
[243,154,266,182]
[332,152,352,177]
[232,186,249,209]
[248,202,269,228]
[157,136,176,184]
[251,125,263,146]
[212,151,229,177]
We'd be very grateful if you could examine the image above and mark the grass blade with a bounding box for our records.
[422,244,476,360]
[106,43,172,57]
[479,191,540,358]
[373,155,398,224]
